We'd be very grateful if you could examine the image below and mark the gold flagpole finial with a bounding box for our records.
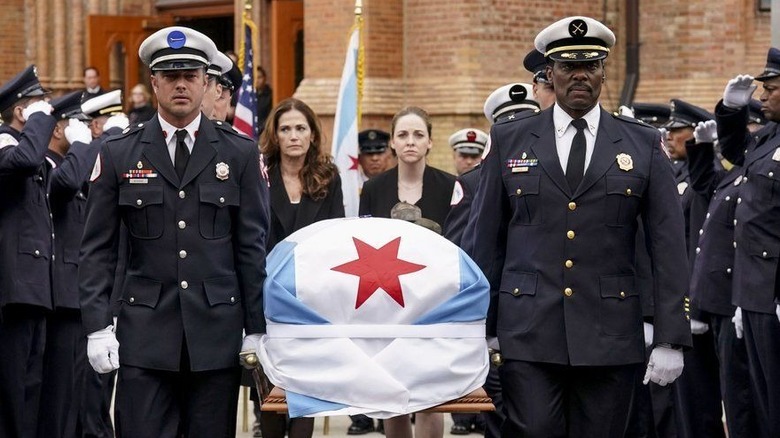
[244,0,252,10]
[354,0,362,16]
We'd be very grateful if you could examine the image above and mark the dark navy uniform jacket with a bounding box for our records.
[716,101,780,313]
[466,107,692,366]
[443,165,481,247]
[46,132,109,310]
[0,113,57,311]
[79,115,270,372]
[686,140,740,317]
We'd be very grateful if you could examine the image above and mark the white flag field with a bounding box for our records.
[331,27,362,217]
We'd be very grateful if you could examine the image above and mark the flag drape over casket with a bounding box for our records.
[257,217,490,418]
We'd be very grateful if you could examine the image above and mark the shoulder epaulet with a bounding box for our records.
[110,122,146,141]
[213,119,250,138]
[612,113,656,130]
[494,109,542,126]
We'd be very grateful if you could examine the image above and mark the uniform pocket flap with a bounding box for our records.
[748,240,780,259]
[119,185,164,209]
[605,175,645,197]
[203,275,240,306]
[199,183,240,208]
[499,271,538,296]
[122,275,162,308]
[508,174,540,197]
[18,238,49,260]
[599,274,637,299]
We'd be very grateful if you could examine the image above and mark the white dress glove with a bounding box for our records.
[690,318,710,335]
[22,100,53,120]
[643,346,684,386]
[722,75,756,109]
[87,325,120,374]
[240,333,263,369]
[693,120,718,144]
[643,322,654,348]
[732,307,743,339]
[102,113,130,132]
[64,119,92,145]
[487,336,500,351]
[776,304,780,324]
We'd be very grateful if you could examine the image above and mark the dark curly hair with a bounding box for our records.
[260,98,337,201]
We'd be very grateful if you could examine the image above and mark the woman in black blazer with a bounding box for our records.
[258,97,345,438]
[358,106,455,438]
[359,106,455,229]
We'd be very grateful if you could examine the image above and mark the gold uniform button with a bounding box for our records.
[619,291,626,299]
[516,188,522,195]
[625,188,632,196]
[567,230,575,240]
[568,202,577,211]
[178,220,186,229]
[512,288,520,296]
[179,190,186,199]
[565,260,574,268]
[564,287,573,297]
[180,281,189,289]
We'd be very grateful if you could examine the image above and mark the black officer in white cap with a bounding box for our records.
[79,25,270,437]
[523,49,556,110]
[714,46,780,436]
[466,16,691,437]
[0,64,57,437]
[482,83,539,124]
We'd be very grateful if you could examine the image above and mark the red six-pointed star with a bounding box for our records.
[348,155,359,170]
[331,237,426,309]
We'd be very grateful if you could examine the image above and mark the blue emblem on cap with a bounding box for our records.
[167,30,186,49]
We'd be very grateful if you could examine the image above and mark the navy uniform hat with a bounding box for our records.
[81,89,123,119]
[207,51,234,78]
[50,90,91,121]
[483,83,540,123]
[219,63,242,94]
[534,16,616,62]
[449,128,488,155]
[755,47,780,81]
[358,129,390,154]
[748,99,768,126]
[139,26,217,71]
[631,102,671,128]
[663,99,714,129]
[523,49,549,84]
[0,65,49,112]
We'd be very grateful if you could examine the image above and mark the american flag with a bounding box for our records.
[233,16,258,140]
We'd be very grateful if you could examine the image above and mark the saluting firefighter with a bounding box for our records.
[465,16,692,438]
[78,26,270,437]
[0,65,57,438]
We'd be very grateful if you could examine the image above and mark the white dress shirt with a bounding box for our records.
[553,103,601,175]
[158,113,201,165]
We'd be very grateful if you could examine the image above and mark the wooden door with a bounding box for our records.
[87,15,174,104]
[271,0,303,104]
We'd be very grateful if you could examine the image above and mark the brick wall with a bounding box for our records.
[0,0,28,83]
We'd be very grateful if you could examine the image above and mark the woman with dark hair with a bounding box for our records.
[358,106,456,438]
[360,106,455,228]
[258,97,345,438]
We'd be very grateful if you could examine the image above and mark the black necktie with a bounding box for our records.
[174,129,190,179]
[567,118,588,191]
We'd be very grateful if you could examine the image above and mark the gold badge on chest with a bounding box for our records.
[616,153,633,171]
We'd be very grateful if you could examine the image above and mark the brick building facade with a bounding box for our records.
[0,0,772,172]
